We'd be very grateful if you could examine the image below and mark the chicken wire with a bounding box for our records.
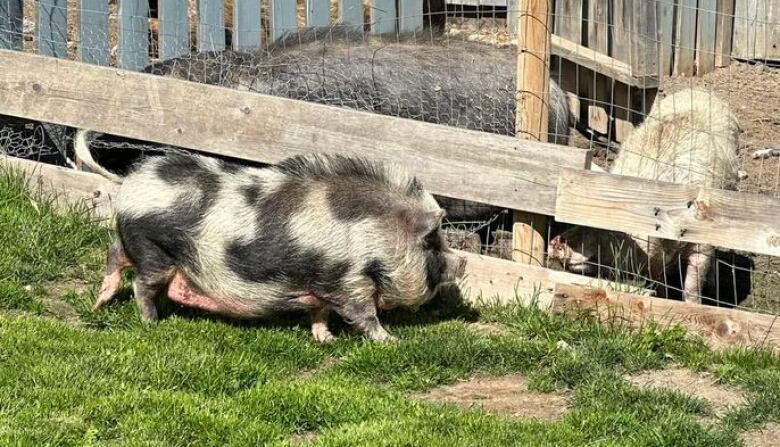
[1,0,780,314]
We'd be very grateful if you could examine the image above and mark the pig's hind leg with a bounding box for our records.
[93,238,132,311]
[310,306,334,343]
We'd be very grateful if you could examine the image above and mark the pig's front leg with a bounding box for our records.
[683,244,713,304]
[331,296,396,342]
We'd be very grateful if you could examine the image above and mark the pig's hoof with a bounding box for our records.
[313,331,335,344]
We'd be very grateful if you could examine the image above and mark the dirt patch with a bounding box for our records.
[625,368,747,417]
[289,429,318,445]
[740,423,780,447]
[414,375,570,421]
[38,279,90,325]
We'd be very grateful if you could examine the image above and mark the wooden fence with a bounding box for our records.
[3,47,780,349]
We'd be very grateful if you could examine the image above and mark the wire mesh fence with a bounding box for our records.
[1,0,780,315]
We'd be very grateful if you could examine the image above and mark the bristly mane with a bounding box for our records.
[275,153,423,197]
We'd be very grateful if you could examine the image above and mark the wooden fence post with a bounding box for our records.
[513,0,551,266]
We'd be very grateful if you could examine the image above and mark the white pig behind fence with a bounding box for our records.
[549,87,741,303]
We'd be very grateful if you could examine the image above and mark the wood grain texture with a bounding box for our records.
[158,0,189,60]
[398,0,423,33]
[118,0,149,71]
[270,0,297,43]
[460,251,654,307]
[551,34,659,88]
[0,0,23,50]
[512,218,546,265]
[554,0,582,43]
[79,0,109,65]
[37,0,67,58]
[198,0,225,52]
[370,0,396,34]
[630,0,658,77]
[553,283,780,351]
[233,0,262,51]
[656,0,677,76]
[555,168,780,257]
[696,0,718,75]
[0,49,592,216]
[715,0,735,67]
[732,0,780,60]
[674,0,697,76]
[610,0,631,64]
[587,0,608,53]
[339,0,364,26]
[306,0,331,27]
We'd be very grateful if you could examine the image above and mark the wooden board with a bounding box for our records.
[715,0,735,67]
[0,49,592,216]
[554,0,582,43]
[512,218,546,265]
[587,0,608,53]
[158,0,189,60]
[507,0,518,35]
[656,0,677,77]
[118,0,149,71]
[732,0,780,61]
[553,283,780,351]
[630,0,658,77]
[696,0,718,75]
[674,0,697,76]
[270,0,298,43]
[233,0,262,50]
[398,0,423,33]
[371,0,396,34]
[79,0,109,65]
[197,0,225,52]
[306,0,331,27]
[37,0,67,58]
[551,34,659,88]
[339,0,364,27]
[0,0,23,50]
[0,156,118,219]
[555,168,780,257]
[610,0,632,64]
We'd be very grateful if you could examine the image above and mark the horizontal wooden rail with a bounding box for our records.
[555,168,780,258]
[0,49,592,216]
[553,283,780,351]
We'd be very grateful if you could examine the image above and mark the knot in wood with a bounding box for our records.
[692,199,710,221]
[768,234,780,248]
[31,83,41,92]
[240,106,251,115]
[715,319,739,338]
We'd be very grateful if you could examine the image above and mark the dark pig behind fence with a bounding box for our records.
[142,26,574,222]
[93,151,467,342]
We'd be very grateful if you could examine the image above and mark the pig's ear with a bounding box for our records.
[403,209,445,237]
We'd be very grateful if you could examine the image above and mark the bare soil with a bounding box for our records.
[740,423,780,447]
[625,368,747,418]
[414,374,571,422]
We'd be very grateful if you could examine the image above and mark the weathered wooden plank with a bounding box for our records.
[398,0,423,33]
[630,0,658,77]
[339,0,364,27]
[553,283,780,351]
[0,49,593,216]
[158,0,189,60]
[731,0,751,58]
[715,0,735,67]
[306,0,331,27]
[0,0,23,50]
[0,156,118,220]
[554,0,582,43]
[79,0,109,65]
[371,0,396,34]
[507,0,518,35]
[551,34,659,88]
[696,0,718,75]
[118,0,149,71]
[587,0,608,53]
[37,0,68,58]
[610,0,632,63]
[656,0,677,76]
[233,0,262,51]
[198,0,224,52]
[732,0,780,60]
[674,0,697,75]
[270,0,298,43]
[461,251,654,307]
[555,168,780,257]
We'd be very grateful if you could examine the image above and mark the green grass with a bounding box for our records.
[1,163,779,446]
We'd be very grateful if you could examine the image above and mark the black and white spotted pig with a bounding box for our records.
[93,152,467,342]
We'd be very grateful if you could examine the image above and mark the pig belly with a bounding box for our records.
[166,272,323,318]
